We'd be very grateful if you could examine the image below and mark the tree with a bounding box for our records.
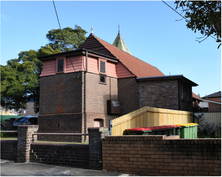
[1,59,37,111]
[46,25,87,52]
[175,1,221,48]
[1,45,62,113]
[1,25,86,113]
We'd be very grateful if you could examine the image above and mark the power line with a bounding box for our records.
[162,0,187,21]
[52,0,67,51]
[162,0,219,43]
[52,0,76,72]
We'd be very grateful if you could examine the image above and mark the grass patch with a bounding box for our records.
[36,141,88,144]
[1,137,17,140]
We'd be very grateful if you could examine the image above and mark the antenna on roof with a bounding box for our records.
[118,25,120,34]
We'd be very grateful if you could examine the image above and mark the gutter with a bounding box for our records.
[84,51,88,142]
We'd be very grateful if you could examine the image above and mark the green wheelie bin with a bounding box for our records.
[187,123,198,138]
[176,124,191,138]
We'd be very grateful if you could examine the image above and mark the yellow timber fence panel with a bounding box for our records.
[109,106,193,136]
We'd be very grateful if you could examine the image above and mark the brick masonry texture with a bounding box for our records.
[39,72,83,114]
[0,126,108,171]
[88,127,109,170]
[118,78,140,115]
[85,72,118,128]
[17,125,39,162]
[139,80,193,111]
[39,72,118,142]
[140,80,179,110]
[30,143,89,168]
[102,136,221,176]
[178,81,193,111]
[38,114,82,142]
[1,140,17,161]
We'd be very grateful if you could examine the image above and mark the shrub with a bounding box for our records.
[194,114,221,138]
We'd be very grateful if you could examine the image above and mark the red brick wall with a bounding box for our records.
[208,97,221,112]
[102,136,221,176]
[85,72,118,128]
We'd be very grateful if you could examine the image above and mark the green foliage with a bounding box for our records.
[1,132,17,138]
[1,60,34,111]
[194,114,221,138]
[46,25,87,52]
[1,25,86,113]
[215,131,221,138]
[175,1,221,48]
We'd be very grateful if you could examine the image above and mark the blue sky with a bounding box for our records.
[1,1,221,97]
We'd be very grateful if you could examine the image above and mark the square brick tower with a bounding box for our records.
[38,49,120,142]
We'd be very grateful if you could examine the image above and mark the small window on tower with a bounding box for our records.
[100,75,106,84]
[57,59,64,72]
[100,60,106,73]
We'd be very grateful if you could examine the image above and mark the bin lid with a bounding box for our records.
[187,123,198,126]
[176,124,191,127]
[125,125,180,131]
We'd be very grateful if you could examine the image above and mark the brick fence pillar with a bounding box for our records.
[17,125,39,162]
[88,127,109,170]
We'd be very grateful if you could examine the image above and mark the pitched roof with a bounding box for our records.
[112,32,132,55]
[203,91,221,98]
[80,34,164,77]
[192,93,202,101]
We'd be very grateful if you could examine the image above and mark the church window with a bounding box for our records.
[57,59,64,72]
[100,60,106,74]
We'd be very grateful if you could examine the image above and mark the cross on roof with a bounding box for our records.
[90,27,94,34]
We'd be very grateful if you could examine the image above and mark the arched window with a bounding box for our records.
[94,119,104,127]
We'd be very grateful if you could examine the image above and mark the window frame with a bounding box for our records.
[99,59,106,74]
[99,74,106,84]
[56,58,66,73]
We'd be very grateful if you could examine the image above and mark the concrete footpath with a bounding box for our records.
[1,160,130,176]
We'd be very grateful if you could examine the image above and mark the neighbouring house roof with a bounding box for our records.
[80,33,164,78]
[112,31,132,55]
[201,99,221,105]
[203,91,221,98]
[192,93,202,101]
[137,75,198,86]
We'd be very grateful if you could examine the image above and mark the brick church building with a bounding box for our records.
[38,31,197,141]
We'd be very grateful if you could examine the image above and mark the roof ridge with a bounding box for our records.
[93,34,161,71]
[92,35,135,76]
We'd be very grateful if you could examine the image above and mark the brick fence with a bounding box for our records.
[1,126,221,175]
[1,125,109,170]
[1,140,17,161]
[30,143,89,168]
[102,135,221,176]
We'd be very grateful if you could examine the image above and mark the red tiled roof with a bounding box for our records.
[81,34,164,77]
[192,93,203,101]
